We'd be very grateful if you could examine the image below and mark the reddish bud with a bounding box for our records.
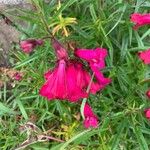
[144,108,150,120]
[20,39,44,53]
[51,38,68,60]
[13,72,22,81]
[146,90,150,99]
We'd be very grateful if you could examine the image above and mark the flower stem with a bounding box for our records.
[31,0,53,38]
[86,73,95,94]
[80,73,95,119]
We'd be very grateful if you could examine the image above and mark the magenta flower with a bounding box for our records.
[39,38,102,102]
[20,39,44,53]
[138,49,150,64]
[40,59,70,100]
[71,61,102,94]
[75,48,107,69]
[75,48,111,87]
[83,103,99,128]
[144,108,150,120]
[66,62,89,101]
[130,13,150,30]
[44,70,52,80]
[40,60,103,102]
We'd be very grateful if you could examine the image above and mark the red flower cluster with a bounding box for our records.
[39,38,110,103]
[39,38,111,128]
[17,12,150,128]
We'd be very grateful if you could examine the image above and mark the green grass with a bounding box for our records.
[1,0,150,149]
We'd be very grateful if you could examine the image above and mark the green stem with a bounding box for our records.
[80,73,95,119]
[35,1,53,37]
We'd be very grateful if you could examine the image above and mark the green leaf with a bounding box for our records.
[14,54,40,69]
[15,99,28,120]
[0,102,15,115]
[89,4,97,22]
[106,4,127,36]
[134,126,149,150]
[53,0,77,18]
[111,119,127,150]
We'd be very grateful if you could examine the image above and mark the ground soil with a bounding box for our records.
[0,2,28,67]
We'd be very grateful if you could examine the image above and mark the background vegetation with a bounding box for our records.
[0,0,150,149]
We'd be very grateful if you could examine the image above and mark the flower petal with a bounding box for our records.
[91,66,111,86]
[138,49,150,64]
[39,60,68,100]
[75,48,97,60]
[76,48,108,69]
[130,13,150,29]
[83,103,99,128]
[20,39,44,53]
[83,116,98,128]
[67,63,88,102]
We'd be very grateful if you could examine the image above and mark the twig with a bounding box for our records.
[0,12,30,37]
[14,134,64,150]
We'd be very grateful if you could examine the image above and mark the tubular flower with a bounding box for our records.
[40,60,102,102]
[75,48,107,69]
[20,39,44,53]
[69,61,103,96]
[40,38,102,102]
[44,70,52,80]
[83,103,99,128]
[40,59,70,100]
[144,108,150,120]
[40,60,87,102]
[75,48,111,87]
[130,13,150,30]
[66,62,88,102]
[138,49,150,64]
